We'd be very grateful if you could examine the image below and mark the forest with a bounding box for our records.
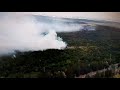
[0,25,120,78]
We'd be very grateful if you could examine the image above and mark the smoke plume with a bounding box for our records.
[0,12,85,55]
[0,13,64,55]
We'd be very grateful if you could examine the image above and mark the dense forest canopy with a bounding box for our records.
[0,25,120,78]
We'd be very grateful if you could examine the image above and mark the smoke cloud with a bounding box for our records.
[0,13,84,55]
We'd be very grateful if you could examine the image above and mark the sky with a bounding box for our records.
[18,12,120,22]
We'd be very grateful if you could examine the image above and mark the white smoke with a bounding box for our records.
[0,13,68,55]
[36,22,84,32]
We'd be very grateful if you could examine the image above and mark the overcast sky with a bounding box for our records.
[18,12,120,22]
